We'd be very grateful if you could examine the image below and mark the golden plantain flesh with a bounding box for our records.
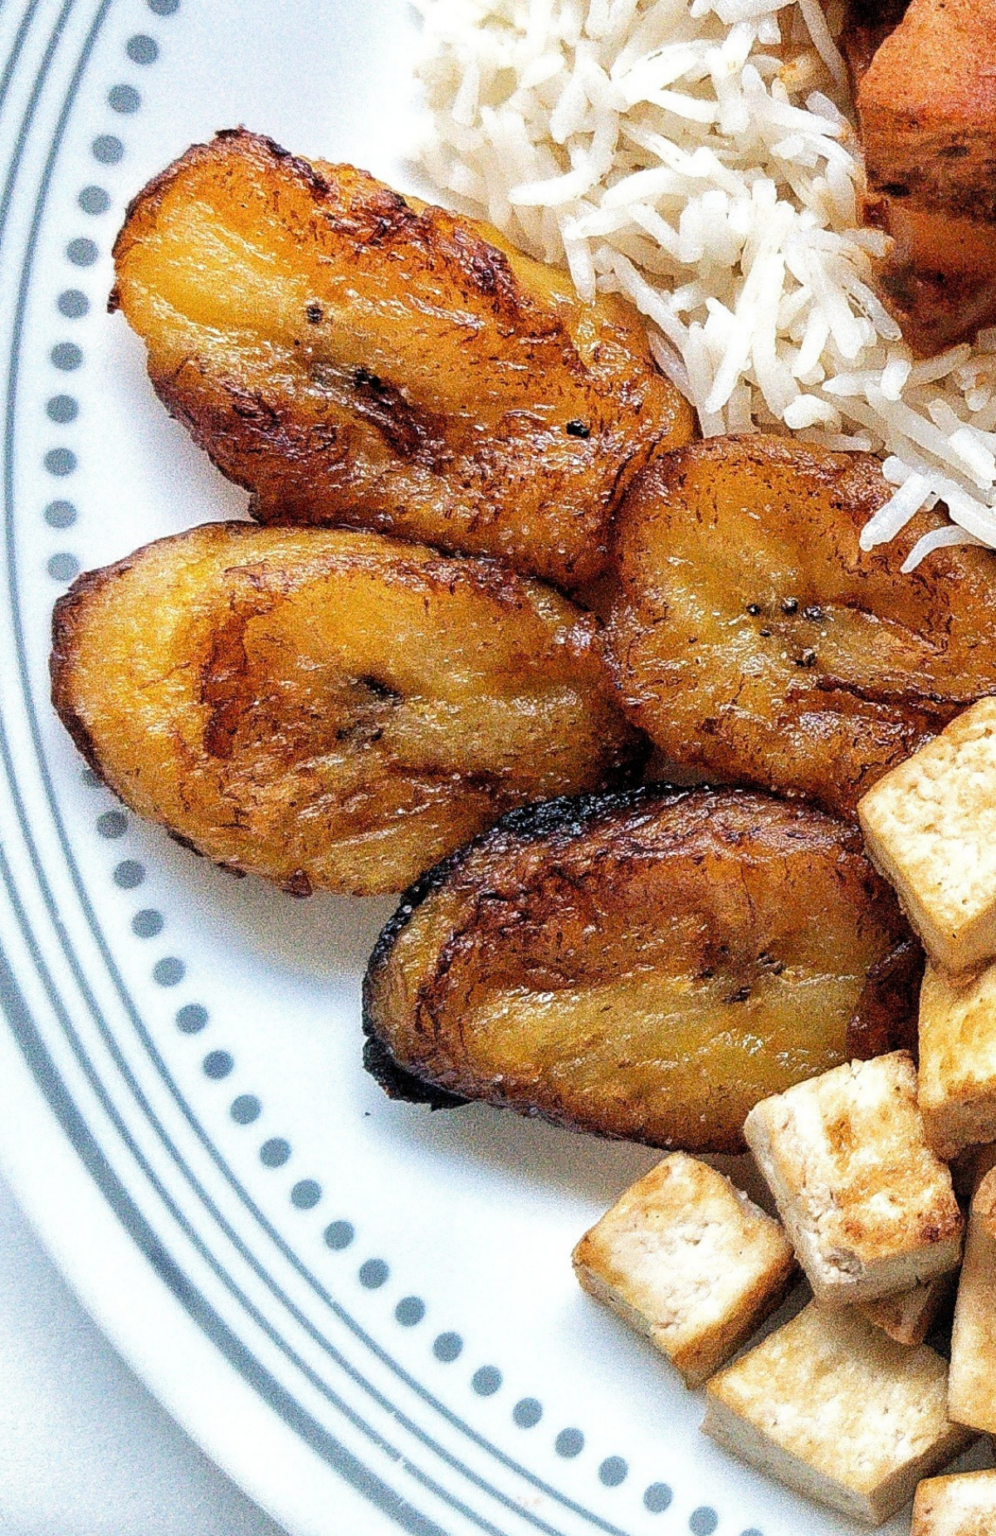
[608,435,996,820]
[363,786,920,1152]
[111,129,693,589]
[50,524,644,896]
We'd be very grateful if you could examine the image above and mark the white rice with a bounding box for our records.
[412,0,996,570]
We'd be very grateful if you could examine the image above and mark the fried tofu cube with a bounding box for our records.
[920,959,996,1159]
[858,699,996,973]
[572,1152,796,1388]
[702,1302,975,1526]
[744,1052,963,1304]
[859,1272,954,1347]
[949,1168,996,1434]
[913,1470,996,1535]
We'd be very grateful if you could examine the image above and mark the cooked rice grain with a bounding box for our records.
[413,0,996,567]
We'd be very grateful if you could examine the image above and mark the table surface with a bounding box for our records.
[0,1169,287,1536]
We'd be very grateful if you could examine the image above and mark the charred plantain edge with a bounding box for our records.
[360,779,784,1109]
[48,522,259,784]
[362,1033,468,1111]
[361,779,699,1023]
[50,564,126,782]
[635,431,889,518]
[360,781,884,1138]
[112,128,331,273]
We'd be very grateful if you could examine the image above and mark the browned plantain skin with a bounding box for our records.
[607,435,996,821]
[363,785,919,1153]
[50,523,644,897]
[110,129,693,589]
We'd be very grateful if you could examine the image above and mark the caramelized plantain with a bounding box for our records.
[607,435,996,821]
[110,129,692,590]
[51,524,644,896]
[363,785,919,1152]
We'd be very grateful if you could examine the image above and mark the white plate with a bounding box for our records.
[0,5,979,1535]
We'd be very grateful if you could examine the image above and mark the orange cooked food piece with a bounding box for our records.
[111,129,692,589]
[853,0,996,353]
[363,784,920,1153]
[606,434,996,820]
[50,523,645,897]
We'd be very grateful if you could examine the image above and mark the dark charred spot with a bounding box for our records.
[746,603,761,616]
[227,389,282,431]
[349,367,447,465]
[362,1033,468,1110]
[782,597,799,614]
[306,302,323,324]
[357,674,401,704]
[353,186,415,245]
[469,252,498,292]
[724,985,751,1004]
[202,602,257,759]
[167,829,204,857]
[803,604,825,622]
[847,935,924,1060]
[798,648,818,668]
[939,143,970,160]
[880,182,911,198]
[759,628,771,638]
[878,265,916,303]
[566,419,591,438]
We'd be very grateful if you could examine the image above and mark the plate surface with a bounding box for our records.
[0,5,973,1535]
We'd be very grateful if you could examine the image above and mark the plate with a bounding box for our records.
[0,5,975,1535]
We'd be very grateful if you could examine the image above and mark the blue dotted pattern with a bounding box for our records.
[176,1003,207,1034]
[433,1332,463,1364]
[555,1429,584,1459]
[359,1259,389,1290]
[231,1095,261,1125]
[644,1483,672,1513]
[81,673,687,1516]
[259,1137,291,1169]
[65,18,717,1516]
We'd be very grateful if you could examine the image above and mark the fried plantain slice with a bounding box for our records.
[363,785,919,1152]
[607,435,996,821]
[50,523,644,896]
[110,129,693,590]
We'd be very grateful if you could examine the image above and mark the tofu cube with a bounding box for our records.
[702,1301,975,1526]
[858,698,996,973]
[859,1272,954,1347]
[949,1167,996,1434]
[744,1052,963,1305]
[919,958,996,1159]
[913,1470,996,1536]
[572,1152,796,1388]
